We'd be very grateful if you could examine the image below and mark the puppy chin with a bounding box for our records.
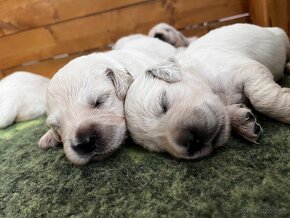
[63,144,93,165]
[63,144,121,165]
[184,144,213,160]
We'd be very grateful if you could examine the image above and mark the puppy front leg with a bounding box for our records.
[38,129,60,149]
[226,104,262,143]
[244,64,290,124]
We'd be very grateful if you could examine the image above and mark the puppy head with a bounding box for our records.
[148,23,189,47]
[125,58,230,159]
[39,54,133,165]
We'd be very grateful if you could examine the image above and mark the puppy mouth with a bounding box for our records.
[187,143,213,160]
[91,148,118,161]
[67,146,120,165]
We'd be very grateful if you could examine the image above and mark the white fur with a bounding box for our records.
[125,24,290,159]
[0,72,49,128]
[148,23,198,47]
[39,35,177,165]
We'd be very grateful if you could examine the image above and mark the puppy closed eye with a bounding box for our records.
[90,93,109,108]
[159,91,169,115]
[94,98,105,108]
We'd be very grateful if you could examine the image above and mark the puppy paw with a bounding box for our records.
[38,129,60,149]
[227,104,263,143]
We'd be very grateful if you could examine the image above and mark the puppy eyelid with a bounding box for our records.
[91,93,110,108]
[159,91,169,114]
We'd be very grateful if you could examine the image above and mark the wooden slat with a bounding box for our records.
[3,16,251,79]
[172,0,249,28]
[0,28,55,69]
[0,0,147,36]
[249,0,290,36]
[0,0,249,70]
[249,0,269,27]
[181,16,251,37]
[0,71,5,79]
[2,54,82,78]
[267,0,290,36]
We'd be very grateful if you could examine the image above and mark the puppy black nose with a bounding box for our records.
[72,135,97,155]
[177,129,206,155]
[154,33,166,41]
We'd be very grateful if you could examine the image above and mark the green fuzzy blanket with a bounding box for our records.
[1,78,290,218]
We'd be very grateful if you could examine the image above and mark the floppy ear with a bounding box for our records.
[38,129,61,149]
[106,68,133,100]
[146,58,182,83]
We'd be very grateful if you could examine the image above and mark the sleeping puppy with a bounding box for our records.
[38,35,177,165]
[0,23,186,130]
[0,72,49,128]
[125,24,290,160]
[148,23,198,47]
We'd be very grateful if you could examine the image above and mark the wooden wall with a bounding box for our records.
[250,0,290,35]
[0,0,287,79]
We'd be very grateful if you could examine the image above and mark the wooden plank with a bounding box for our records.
[208,15,251,30]
[4,16,251,78]
[0,0,249,70]
[0,28,55,70]
[267,0,290,36]
[0,71,5,79]
[250,0,290,36]
[2,54,83,78]
[249,0,269,27]
[172,0,249,28]
[0,0,147,36]
[2,16,251,79]
[181,16,250,37]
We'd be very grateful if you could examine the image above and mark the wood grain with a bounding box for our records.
[181,16,251,37]
[0,0,249,70]
[172,0,248,28]
[3,16,251,79]
[2,53,82,78]
[250,0,290,36]
[0,0,147,36]
[267,0,290,36]
[249,0,269,27]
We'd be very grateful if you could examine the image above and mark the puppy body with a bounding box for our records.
[0,72,49,128]
[40,35,177,165]
[182,24,289,119]
[125,24,290,159]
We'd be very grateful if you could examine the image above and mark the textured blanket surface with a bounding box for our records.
[1,78,290,218]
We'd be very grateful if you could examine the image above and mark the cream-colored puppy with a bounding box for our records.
[38,35,177,165]
[148,23,198,47]
[125,24,290,159]
[0,72,49,128]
